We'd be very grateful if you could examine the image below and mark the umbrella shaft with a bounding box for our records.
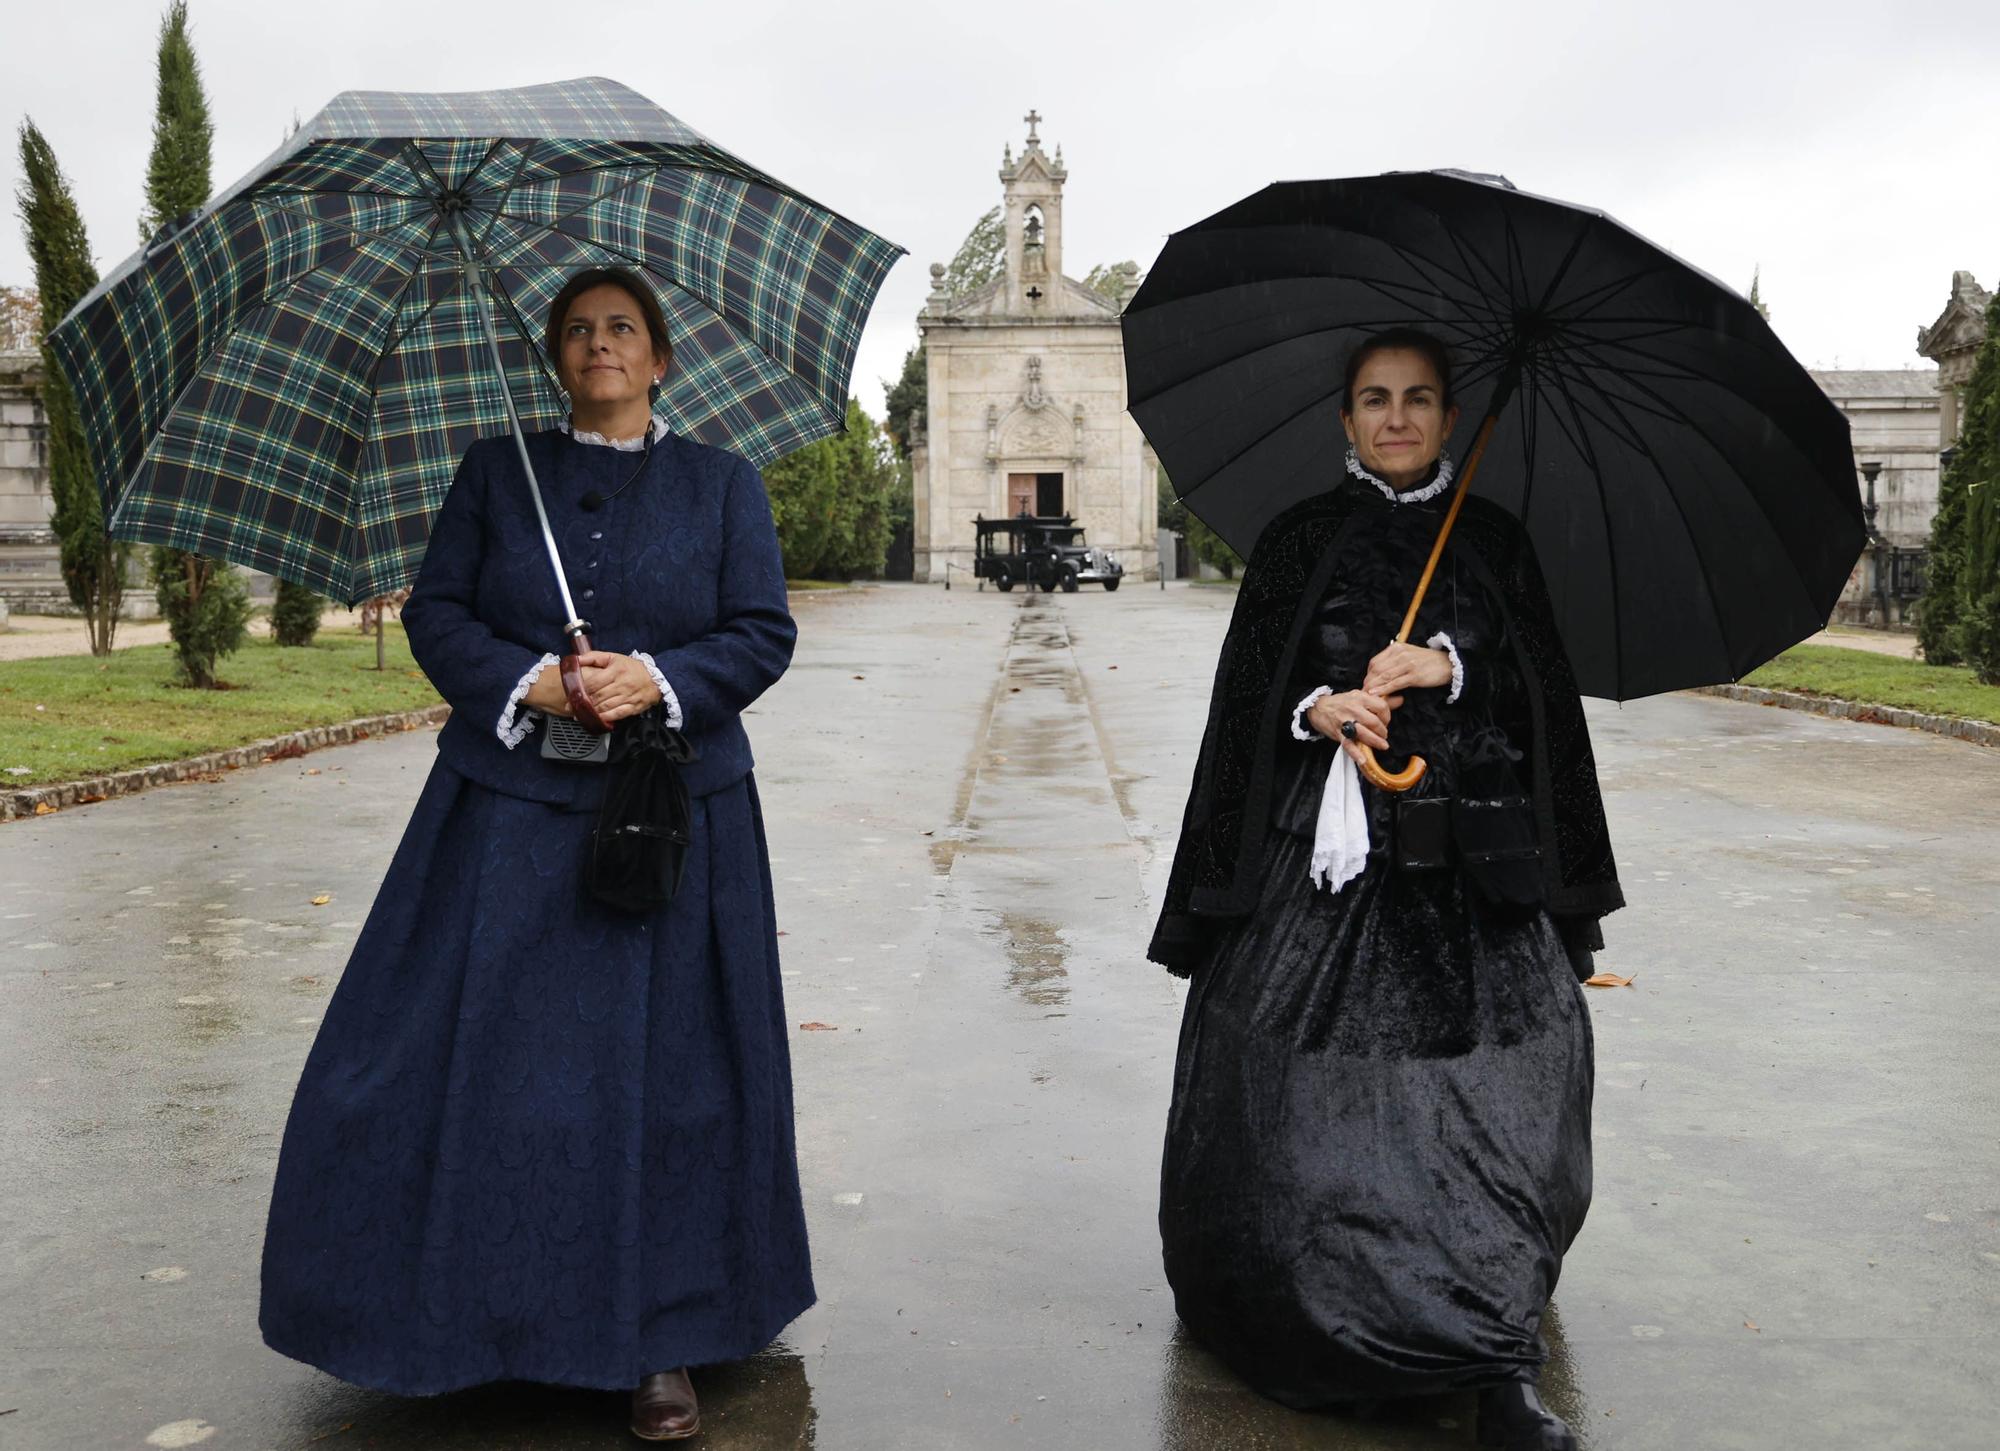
[1393,412,1496,643]
[1392,367,1519,644]
[450,217,588,641]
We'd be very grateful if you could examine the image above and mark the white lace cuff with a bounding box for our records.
[632,651,683,729]
[1426,632,1466,704]
[498,652,561,747]
[1291,685,1332,741]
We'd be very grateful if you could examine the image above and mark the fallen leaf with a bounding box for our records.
[305,768,321,776]
[33,802,56,815]
[310,894,332,906]
[1744,1318,1760,1332]
[853,674,866,680]
[76,793,107,805]
[267,741,308,761]
[798,1021,838,1032]
[1108,665,1118,670]
[1584,971,1636,988]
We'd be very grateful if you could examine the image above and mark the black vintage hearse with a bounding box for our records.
[970,513,1125,592]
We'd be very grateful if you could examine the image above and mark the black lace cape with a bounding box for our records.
[1148,485,1625,975]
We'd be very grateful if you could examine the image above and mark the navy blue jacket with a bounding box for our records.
[402,428,796,807]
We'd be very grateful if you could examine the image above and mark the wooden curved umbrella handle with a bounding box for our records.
[560,631,614,736]
[1355,744,1427,793]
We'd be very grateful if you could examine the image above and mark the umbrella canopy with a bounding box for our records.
[49,77,902,605]
[1123,170,1864,700]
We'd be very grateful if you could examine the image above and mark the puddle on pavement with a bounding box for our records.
[992,908,1071,1007]
[932,596,1129,876]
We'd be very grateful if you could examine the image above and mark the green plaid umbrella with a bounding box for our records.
[48,76,903,608]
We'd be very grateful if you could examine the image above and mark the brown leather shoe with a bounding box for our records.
[630,1367,699,1441]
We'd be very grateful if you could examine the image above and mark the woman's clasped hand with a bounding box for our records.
[521,651,664,723]
[1305,641,1454,761]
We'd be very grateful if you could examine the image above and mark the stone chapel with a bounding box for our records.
[908,113,1158,582]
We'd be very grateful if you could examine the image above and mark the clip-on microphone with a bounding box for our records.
[579,427,654,512]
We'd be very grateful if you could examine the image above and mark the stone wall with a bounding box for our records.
[0,349,65,612]
[1810,369,1940,627]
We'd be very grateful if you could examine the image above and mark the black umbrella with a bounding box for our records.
[1124,170,1864,718]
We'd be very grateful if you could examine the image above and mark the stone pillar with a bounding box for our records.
[0,349,66,614]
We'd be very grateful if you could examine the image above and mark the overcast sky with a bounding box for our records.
[5,0,1997,417]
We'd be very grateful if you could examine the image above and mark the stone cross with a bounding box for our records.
[1024,109,1042,143]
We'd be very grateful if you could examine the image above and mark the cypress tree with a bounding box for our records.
[1918,290,2000,670]
[143,0,247,687]
[1950,293,2000,683]
[15,121,128,654]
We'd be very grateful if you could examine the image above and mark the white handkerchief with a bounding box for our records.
[1309,748,1371,894]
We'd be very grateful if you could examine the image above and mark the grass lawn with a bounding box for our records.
[0,625,440,788]
[1740,643,2000,726]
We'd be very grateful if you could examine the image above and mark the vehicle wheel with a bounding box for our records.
[1037,566,1058,592]
[994,566,1014,592]
[1102,577,1120,592]
[1059,566,1080,593]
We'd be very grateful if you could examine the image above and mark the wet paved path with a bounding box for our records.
[3,582,1996,1450]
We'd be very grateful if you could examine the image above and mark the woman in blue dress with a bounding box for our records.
[260,268,809,1441]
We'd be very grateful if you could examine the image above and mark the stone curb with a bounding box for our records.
[2,704,451,823]
[1692,684,2000,749]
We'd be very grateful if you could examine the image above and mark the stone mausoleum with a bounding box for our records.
[908,112,1158,583]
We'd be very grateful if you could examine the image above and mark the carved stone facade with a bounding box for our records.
[1917,270,1992,446]
[910,113,1156,582]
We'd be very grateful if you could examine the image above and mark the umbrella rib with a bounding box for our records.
[1562,336,1714,386]
[1530,219,1593,317]
[1541,329,1830,631]
[493,167,654,239]
[256,185,432,203]
[361,231,456,396]
[484,265,570,407]
[488,226,832,420]
[460,137,512,196]
[1533,351,1653,456]
[1530,362,1628,696]
[1547,265,1677,325]
[250,195,449,260]
[1370,237,1498,319]
[1438,218,1515,309]
[1515,356,1543,523]
[111,232,424,528]
[1558,321,1701,349]
[1172,385,1350,514]
[1503,210,1531,311]
[400,140,452,202]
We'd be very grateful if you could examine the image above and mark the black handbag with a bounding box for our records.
[1450,793,1544,906]
[1391,796,1453,871]
[587,706,698,913]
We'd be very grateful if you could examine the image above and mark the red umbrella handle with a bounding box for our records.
[560,631,614,735]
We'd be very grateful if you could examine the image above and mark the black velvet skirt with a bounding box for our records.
[1160,829,1592,1408]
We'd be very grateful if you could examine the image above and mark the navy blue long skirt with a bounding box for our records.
[259,761,813,1396]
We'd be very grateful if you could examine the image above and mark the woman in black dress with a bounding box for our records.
[1151,331,1624,1451]
[260,269,809,1442]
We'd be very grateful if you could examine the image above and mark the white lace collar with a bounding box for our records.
[559,416,668,452]
[1345,446,1455,504]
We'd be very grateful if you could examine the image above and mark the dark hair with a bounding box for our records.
[1341,328,1454,413]
[543,268,674,400]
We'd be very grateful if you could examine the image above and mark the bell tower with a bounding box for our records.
[1000,109,1067,314]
